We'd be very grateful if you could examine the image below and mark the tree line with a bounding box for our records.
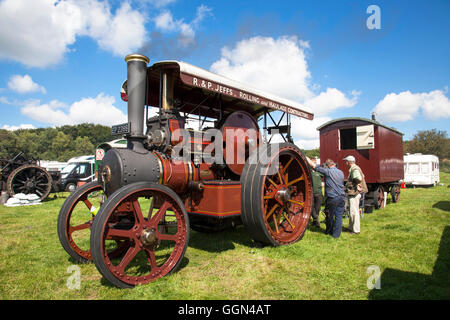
[0,124,114,162]
[0,124,448,166]
[403,129,449,161]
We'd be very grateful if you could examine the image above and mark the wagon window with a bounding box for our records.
[339,128,356,150]
[339,125,375,150]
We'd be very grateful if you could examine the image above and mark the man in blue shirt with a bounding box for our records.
[307,157,346,238]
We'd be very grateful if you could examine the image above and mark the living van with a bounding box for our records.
[403,153,440,187]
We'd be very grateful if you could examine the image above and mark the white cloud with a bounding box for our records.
[0,0,147,67]
[92,2,147,56]
[420,89,450,120]
[210,36,359,148]
[210,36,314,102]
[21,93,127,126]
[291,116,331,150]
[8,75,46,94]
[373,89,450,122]
[153,5,212,48]
[294,139,321,150]
[304,88,358,117]
[1,124,36,131]
[137,0,176,8]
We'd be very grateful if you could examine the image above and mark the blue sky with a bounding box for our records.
[0,0,449,149]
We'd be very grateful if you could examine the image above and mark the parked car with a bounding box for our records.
[58,155,95,192]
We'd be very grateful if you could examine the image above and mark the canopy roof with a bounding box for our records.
[146,60,314,121]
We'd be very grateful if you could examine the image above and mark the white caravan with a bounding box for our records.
[403,153,440,187]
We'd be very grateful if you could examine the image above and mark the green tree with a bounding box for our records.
[51,131,73,161]
[0,129,17,158]
[302,148,320,159]
[404,129,450,160]
[73,136,95,156]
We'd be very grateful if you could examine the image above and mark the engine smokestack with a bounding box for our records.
[125,54,149,151]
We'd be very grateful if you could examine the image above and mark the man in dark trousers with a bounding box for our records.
[307,157,346,238]
[310,157,323,227]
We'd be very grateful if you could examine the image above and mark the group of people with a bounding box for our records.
[306,155,368,238]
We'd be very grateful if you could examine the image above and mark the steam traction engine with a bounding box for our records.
[57,54,315,288]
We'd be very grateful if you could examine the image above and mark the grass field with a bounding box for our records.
[0,173,449,300]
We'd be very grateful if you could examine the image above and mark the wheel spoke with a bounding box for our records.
[148,201,170,228]
[267,177,278,188]
[281,157,294,174]
[156,232,177,242]
[273,214,279,234]
[116,245,140,274]
[264,190,276,200]
[106,227,134,240]
[69,222,91,234]
[277,168,286,185]
[286,175,304,187]
[282,210,295,230]
[132,199,146,225]
[288,199,304,207]
[145,249,159,271]
[265,203,279,220]
[83,198,93,210]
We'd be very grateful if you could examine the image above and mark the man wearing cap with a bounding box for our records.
[343,155,368,235]
[307,157,346,238]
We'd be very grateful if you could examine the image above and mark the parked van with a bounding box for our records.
[58,155,95,192]
[403,153,440,187]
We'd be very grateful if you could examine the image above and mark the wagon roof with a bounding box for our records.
[317,117,403,135]
[148,60,314,120]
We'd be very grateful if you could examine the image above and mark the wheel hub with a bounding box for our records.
[26,179,35,189]
[277,188,291,203]
[140,229,157,248]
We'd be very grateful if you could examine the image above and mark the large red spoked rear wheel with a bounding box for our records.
[57,180,129,263]
[90,182,189,288]
[241,143,313,246]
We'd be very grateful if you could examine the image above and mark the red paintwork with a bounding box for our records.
[185,181,241,217]
[319,118,404,183]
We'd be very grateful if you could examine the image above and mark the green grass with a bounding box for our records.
[0,173,449,300]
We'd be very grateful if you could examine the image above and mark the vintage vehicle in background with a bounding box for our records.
[57,53,315,288]
[0,152,56,201]
[403,153,440,187]
[57,155,96,192]
[317,116,404,211]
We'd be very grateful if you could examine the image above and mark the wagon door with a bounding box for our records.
[356,125,375,150]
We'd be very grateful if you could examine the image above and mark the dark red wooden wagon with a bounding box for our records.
[317,116,404,210]
[58,54,315,288]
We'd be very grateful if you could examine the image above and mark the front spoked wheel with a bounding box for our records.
[90,182,190,288]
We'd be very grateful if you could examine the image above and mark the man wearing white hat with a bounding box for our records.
[343,155,368,234]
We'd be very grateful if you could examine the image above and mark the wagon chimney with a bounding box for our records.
[125,54,149,150]
[371,112,376,121]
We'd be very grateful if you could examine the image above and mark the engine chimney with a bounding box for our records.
[125,54,149,151]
